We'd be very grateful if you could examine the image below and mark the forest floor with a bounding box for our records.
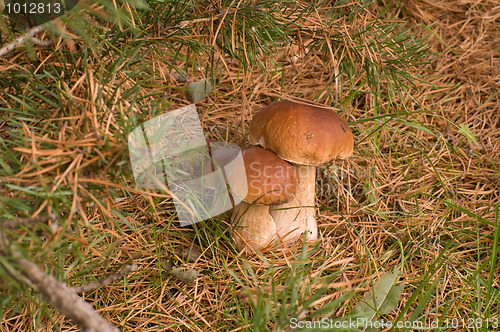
[0,0,499,330]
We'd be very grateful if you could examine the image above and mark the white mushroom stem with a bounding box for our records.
[231,201,277,251]
[270,164,317,242]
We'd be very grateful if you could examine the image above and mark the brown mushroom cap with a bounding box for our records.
[249,100,354,165]
[237,147,298,205]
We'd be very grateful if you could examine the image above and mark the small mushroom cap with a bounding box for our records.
[239,147,298,205]
[249,100,354,166]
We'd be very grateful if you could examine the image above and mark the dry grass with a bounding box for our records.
[0,0,499,331]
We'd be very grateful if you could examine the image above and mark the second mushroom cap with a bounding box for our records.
[238,147,298,205]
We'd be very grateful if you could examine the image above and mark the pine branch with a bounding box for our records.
[12,252,119,332]
[0,215,119,331]
[0,25,52,58]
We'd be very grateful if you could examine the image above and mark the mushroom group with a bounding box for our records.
[230,99,354,251]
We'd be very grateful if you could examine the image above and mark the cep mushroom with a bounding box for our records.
[230,147,298,251]
[248,100,354,243]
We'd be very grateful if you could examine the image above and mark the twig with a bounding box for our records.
[73,264,139,293]
[29,36,53,46]
[2,214,57,229]
[0,25,51,58]
[12,252,119,332]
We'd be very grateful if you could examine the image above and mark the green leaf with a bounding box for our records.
[353,268,405,331]
[187,79,213,103]
[458,123,477,145]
